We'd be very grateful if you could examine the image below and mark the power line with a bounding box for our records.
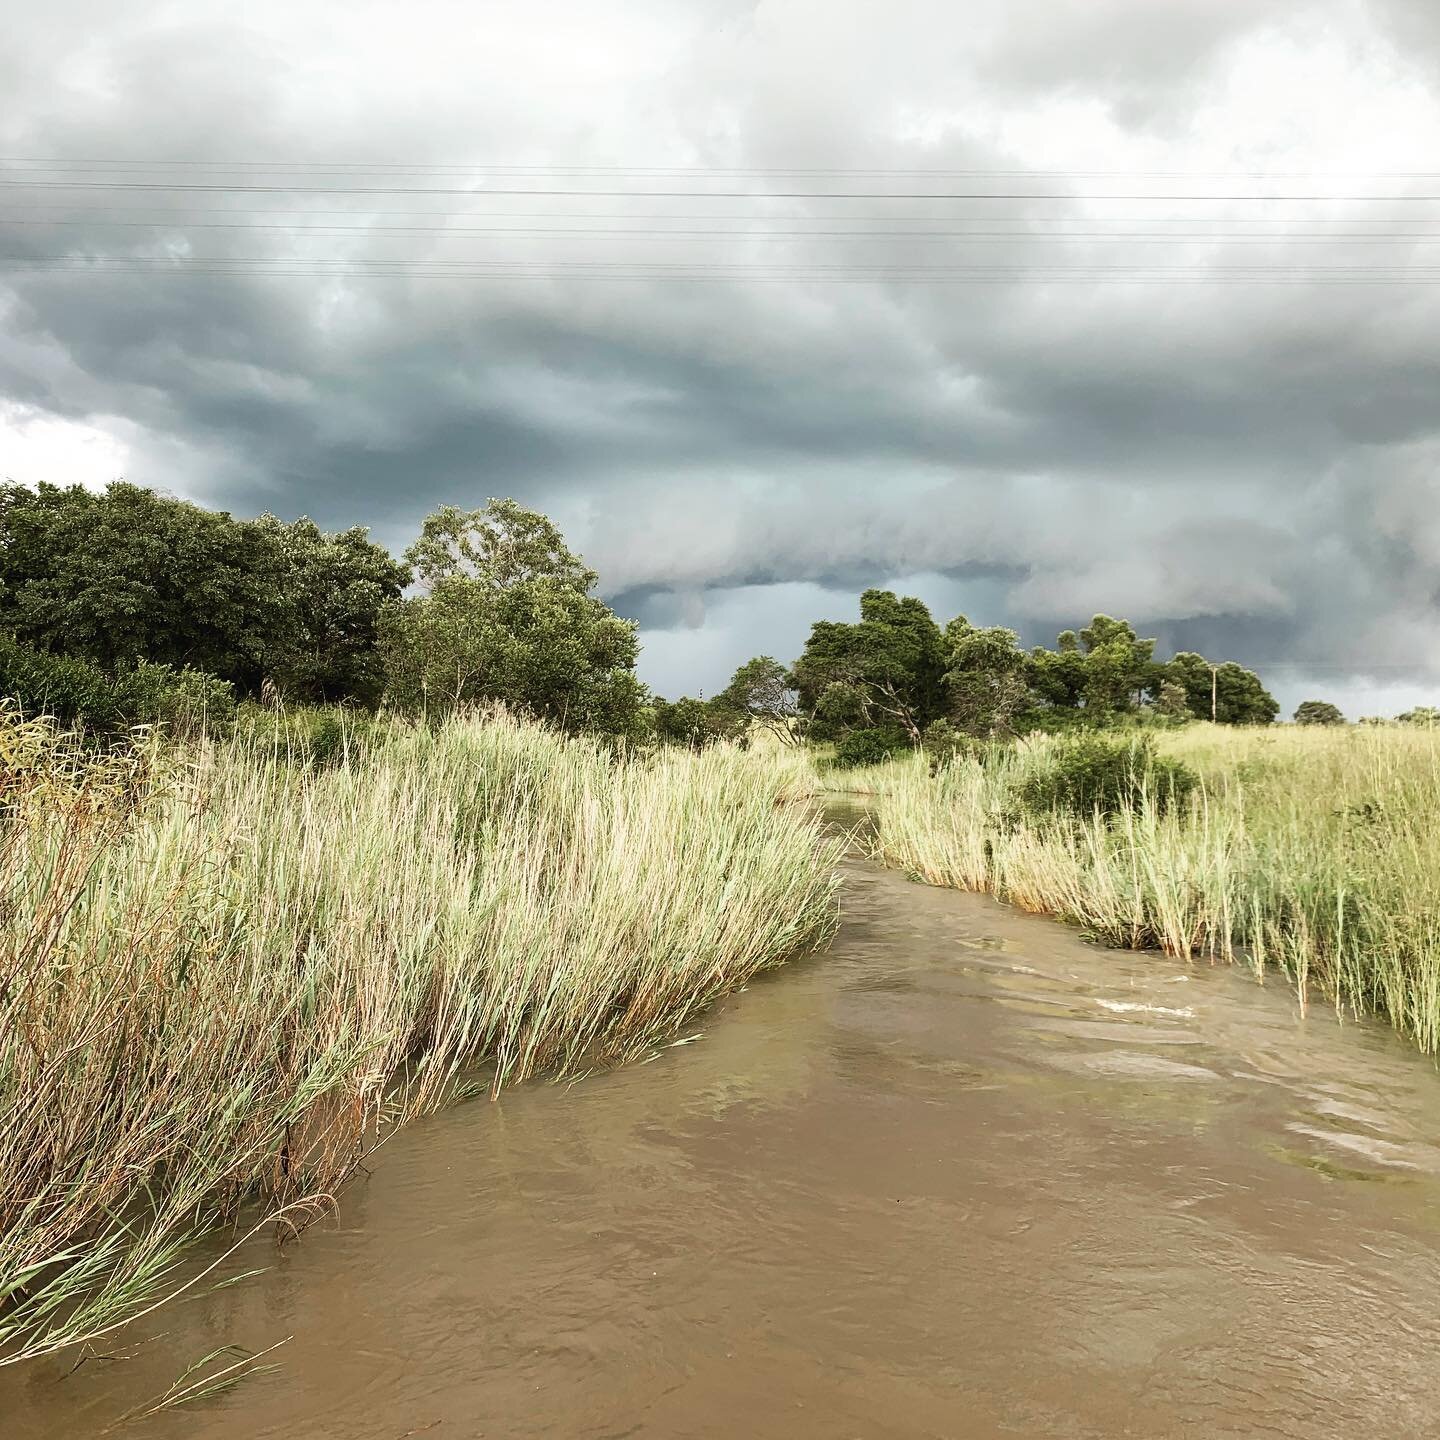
[9,218,1440,243]
[10,158,1440,179]
[8,202,1437,223]
[8,257,1440,284]
[7,181,1440,200]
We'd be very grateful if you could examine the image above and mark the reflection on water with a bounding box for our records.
[8,817,1440,1438]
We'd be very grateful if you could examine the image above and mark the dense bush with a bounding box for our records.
[1016,734,1198,820]
[0,638,233,736]
[832,726,910,769]
[111,660,236,736]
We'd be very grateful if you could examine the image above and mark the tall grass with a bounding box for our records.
[0,709,841,1367]
[868,724,1440,1056]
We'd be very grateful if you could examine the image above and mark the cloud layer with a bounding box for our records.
[3,0,1440,715]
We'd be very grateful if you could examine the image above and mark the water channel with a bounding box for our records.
[8,811,1440,1437]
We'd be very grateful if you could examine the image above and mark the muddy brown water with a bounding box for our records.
[9,816,1440,1438]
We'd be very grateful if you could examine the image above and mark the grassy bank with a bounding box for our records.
[0,709,841,1367]
[863,724,1440,1057]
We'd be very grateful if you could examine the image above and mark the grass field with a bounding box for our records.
[0,709,841,1367]
[856,723,1440,1058]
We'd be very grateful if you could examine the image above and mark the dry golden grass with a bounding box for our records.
[865,723,1440,1056]
[0,709,841,1367]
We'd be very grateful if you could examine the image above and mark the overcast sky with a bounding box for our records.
[4,0,1440,716]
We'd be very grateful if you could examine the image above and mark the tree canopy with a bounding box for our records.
[782,592,1279,749]
[793,589,947,746]
[378,498,644,736]
[1294,699,1345,726]
[0,481,406,703]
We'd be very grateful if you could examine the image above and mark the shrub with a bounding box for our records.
[0,638,233,737]
[832,727,910,769]
[111,660,236,737]
[0,638,116,727]
[1017,734,1198,820]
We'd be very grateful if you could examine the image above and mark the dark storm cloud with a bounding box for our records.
[4,0,1440,713]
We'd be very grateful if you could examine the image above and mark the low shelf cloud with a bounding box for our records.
[3,0,1440,715]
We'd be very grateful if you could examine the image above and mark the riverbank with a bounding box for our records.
[0,710,841,1368]
[854,723,1440,1059]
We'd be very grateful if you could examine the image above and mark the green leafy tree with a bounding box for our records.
[1166,652,1278,725]
[1028,629,1089,711]
[0,481,292,689]
[942,617,1032,737]
[714,655,802,744]
[0,482,406,703]
[1397,706,1440,726]
[1294,699,1345,726]
[1077,614,1157,714]
[651,695,746,750]
[1155,679,1191,720]
[793,590,946,746]
[379,498,644,737]
[257,516,409,705]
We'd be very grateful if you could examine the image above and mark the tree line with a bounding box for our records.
[672,588,1284,759]
[0,481,1344,746]
[0,482,643,736]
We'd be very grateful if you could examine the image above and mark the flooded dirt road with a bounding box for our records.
[9,827,1440,1437]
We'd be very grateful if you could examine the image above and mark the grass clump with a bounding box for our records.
[0,708,841,1369]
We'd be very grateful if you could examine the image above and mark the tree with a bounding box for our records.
[0,481,291,689]
[1294,699,1345,726]
[1077,614,1157,714]
[1166,652,1278,725]
[942,617,1031,737]
[1397,706,1440,726]
[257,516,409,705]
[792,590,946,746]
[404,498,596,591]
[0,482,407,704]
[651,695,746,750]
[1028,631,1088,710]
[714,656,802,744]
[379,498,644,738]
[1155,680,1191,720]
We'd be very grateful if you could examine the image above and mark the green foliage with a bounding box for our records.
[1155,679,1192,720]
[0,482,405,703]
[256,516,409,705]
[1016,734,1198,820]
[832,727,910,770]
[0,637,233,736]
[404,497,595,590]
[1294,699,1345,726]
[1075,614,1158,714]
[921,718,997,771]
[1027,642,1087,710]
[793,589,945,746]
[942,617,1030,737]
[1397,706,1440,726]
[651,695,746,750]
[110,661,236,737]
[233,702,386,767]
[1167,652,1277,724]
[379,499,644,739]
